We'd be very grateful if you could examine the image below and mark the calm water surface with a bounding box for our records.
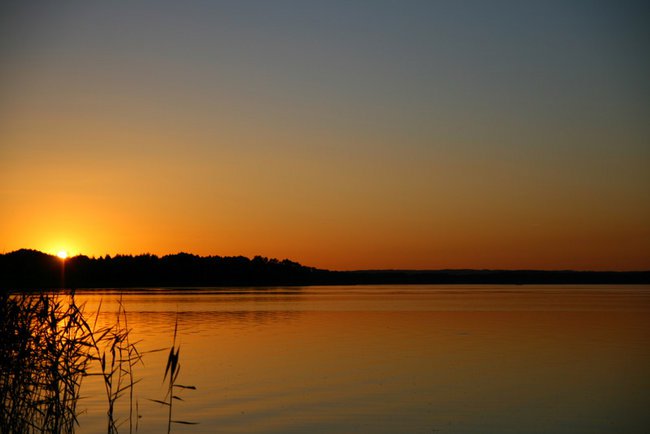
[73,285,650,433]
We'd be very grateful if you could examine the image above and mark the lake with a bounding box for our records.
[73,285,650,433]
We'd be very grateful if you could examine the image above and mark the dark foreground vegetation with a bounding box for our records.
[1,249,648,290]
[1,293,95,433]
[0,291,195,433]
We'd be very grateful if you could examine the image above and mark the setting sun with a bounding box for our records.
[57,251,68,259]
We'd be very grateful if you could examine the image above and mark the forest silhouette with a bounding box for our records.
[1,249,649,290]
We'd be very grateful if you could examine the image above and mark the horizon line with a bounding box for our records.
[4,248,649,274]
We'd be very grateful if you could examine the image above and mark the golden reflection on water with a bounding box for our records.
[73,286,650,433]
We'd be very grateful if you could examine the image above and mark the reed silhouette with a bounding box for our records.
[0,292,191,433]
[0,292,91,433]
[149,316,197,433]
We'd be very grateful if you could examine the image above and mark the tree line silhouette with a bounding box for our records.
[1,249,648,291]
[0,249,327,289]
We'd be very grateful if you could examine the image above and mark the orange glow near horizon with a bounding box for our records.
[1,117,647,271]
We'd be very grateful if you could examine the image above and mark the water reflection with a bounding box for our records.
[67,286,650,433]
[115,310,303,336]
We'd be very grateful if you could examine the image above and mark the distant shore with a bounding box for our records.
[1,249,649,290]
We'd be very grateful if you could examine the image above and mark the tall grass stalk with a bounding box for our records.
[80,296,144,433]
[150,316,197,433]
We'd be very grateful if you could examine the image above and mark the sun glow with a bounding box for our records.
[57,250,68,259]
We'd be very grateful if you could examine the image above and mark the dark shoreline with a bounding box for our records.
[2,249,649,290]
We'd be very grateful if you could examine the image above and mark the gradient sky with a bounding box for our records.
[1,1,649,270]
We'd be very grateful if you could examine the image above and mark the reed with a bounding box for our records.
[0,291,168,434]
[81,296,144,433]
[1,292,94,433]
[150,316,197,433]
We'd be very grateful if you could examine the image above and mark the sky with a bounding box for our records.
[1,1,649,270]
